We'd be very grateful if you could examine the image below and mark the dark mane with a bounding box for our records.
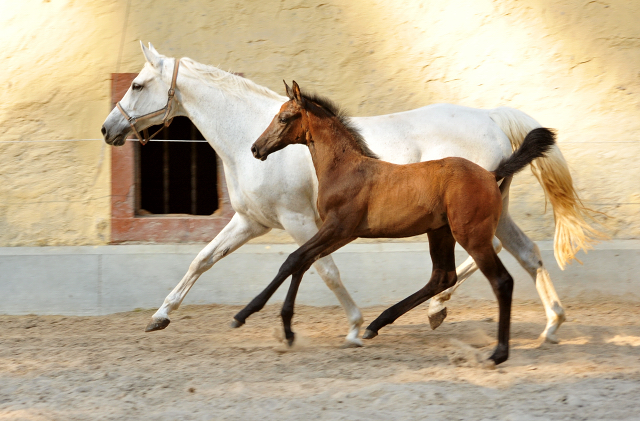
[300,91,380,160]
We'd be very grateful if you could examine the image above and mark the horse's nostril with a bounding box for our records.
[101,126,107,136]
[251,145,257,155]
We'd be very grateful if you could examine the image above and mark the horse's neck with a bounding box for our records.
[307,117,365,181]
[178,76,283,167]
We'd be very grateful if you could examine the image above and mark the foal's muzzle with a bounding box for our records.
[251,143,267,161]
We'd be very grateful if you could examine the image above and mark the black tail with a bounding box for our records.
[493,127,557,181]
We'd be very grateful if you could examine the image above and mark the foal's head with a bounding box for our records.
[251,81,378,161]
[251,81,308,161]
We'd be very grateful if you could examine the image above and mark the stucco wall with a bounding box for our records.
[1,0,638,248]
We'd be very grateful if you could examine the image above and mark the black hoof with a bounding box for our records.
[362,329,378,340]
[229,318,244,328]
[145,318,170,332]
[287,337,295,347]
[428,307,448,330]
[488,346,509,366]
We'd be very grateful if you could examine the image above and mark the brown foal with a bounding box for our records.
[234,81,556,365]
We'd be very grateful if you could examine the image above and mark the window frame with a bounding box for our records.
[110,73,234,243]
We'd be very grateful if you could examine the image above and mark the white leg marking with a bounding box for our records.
[536,267,566,344]
[149,213,270,326]
[497,215,566,343]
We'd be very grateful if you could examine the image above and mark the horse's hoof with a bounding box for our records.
[362,329,378,340]
[541,332,560,344]
[428,307,447,330]
[229,318,244,329]
[341,338,363,348]
[145,318,170,332]
[287,337,295,347]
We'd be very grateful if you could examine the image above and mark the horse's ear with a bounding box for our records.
[292,81,303,104]
[140,40,162,69]
[283,80,293,99]
[148,42,160,56]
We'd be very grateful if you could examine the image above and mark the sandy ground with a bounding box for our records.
[1,299,640,421]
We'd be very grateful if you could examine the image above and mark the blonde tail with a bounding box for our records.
[489,107,607,269]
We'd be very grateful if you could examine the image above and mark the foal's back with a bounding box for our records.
[346,156,502,239]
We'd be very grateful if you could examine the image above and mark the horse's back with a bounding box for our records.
[354,103,513,170]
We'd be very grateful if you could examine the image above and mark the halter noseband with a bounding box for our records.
[116,58,181,145]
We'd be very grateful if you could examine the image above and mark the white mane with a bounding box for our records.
[177,57,286,102]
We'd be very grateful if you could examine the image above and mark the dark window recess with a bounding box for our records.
[138,117,218,215]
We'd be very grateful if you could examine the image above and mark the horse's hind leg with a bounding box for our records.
[282,214,364,347]
[146,213,270,332]
[363,225,457,339]
[496,179,565,343]
[428,236,502,329]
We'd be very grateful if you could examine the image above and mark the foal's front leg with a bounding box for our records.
[280,236,356,346]
[231,218,351,329]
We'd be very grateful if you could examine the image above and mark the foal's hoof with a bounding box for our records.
[362,329,378,340]
[287,337,295,347]
[488,347,509,366]
[428,308,448,330]
[229,318,244,328]
[145,318,170,332]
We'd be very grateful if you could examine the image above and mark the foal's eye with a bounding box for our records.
[132,83,143,91]
[279,117,288,124]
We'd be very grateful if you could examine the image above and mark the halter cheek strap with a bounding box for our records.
[116,58,181,145]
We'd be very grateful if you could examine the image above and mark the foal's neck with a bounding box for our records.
[306,113,368,178]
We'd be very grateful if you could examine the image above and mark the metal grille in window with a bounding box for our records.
[136,117,218,216]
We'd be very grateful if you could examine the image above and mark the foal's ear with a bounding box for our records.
[292,81,303,104]
[283,80,293,99]
[140,40,162,69]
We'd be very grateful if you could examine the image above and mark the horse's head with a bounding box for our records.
[101,42,180,146]
[251,80,307,161]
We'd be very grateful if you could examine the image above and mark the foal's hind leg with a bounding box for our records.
[363,225,457,339]
[464,245,514,365]
[427,236,502,329]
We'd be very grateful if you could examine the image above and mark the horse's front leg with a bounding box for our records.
[427,236,502,329]
[146,213,270,332]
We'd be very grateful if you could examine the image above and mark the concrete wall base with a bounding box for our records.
[1,240,638,316]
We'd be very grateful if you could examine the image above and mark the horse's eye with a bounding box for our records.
[279,117,288,124]
[132,83,143,91]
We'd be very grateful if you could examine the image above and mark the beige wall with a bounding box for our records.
[1,0,638,248]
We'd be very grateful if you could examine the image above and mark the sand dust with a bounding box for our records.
[1,299,639,420]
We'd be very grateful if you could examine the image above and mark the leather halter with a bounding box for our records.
[116,59,180,145]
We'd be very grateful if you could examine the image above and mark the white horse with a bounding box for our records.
[102,43,602,346]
